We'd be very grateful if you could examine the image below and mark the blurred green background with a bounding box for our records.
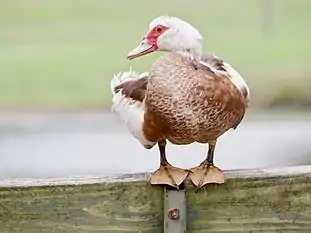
[1,0,310,110]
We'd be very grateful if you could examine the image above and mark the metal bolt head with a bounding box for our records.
[168,208,180,220]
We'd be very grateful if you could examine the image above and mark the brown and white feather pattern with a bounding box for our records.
[200,53,250,107]
[142,53,247,145]
[110,53,249,148]
[110,69,156,149]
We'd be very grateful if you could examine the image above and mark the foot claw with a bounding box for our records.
[189,163,226,188]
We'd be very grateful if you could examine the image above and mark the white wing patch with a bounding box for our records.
[200,55,250,108]
[110,69,157,149]
[221,61,250,107]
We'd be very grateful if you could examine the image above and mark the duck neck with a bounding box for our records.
[176,47,202,65]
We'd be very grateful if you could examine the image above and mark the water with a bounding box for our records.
[0,111,311,179]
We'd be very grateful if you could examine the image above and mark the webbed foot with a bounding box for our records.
[149,164,189,189]
[189,162,226,188]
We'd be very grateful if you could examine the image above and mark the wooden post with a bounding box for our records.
[164,189,187,233]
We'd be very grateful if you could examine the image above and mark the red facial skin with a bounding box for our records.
[127,25,169,60]
[143,25,169,50]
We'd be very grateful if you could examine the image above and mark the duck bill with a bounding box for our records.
[126,39,157,60]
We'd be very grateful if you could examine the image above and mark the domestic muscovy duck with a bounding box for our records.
[111,15,250,189]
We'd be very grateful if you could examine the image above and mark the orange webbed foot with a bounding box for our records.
[148,164,190,189]
[189,162,226,188]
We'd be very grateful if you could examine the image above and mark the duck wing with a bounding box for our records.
[201,53,250,130]
[110,69,156,149]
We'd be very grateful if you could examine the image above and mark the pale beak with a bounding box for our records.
[126,39,157,60]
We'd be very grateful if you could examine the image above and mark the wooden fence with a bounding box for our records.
[1,165,311,232]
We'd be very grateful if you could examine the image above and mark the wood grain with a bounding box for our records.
[1,166,311,232]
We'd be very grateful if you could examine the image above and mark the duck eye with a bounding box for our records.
[156,27,162,32]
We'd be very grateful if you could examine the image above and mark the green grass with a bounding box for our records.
[0,0,311,109]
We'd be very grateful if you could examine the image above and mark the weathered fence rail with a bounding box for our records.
[1,165,311,232]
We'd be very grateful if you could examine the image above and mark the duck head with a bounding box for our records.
[127,16,204,61]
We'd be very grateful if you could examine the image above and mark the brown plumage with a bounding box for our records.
[144,53,246,144]
[114,75,148,102]
[115,53,246,145]
[111,16,250,189]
